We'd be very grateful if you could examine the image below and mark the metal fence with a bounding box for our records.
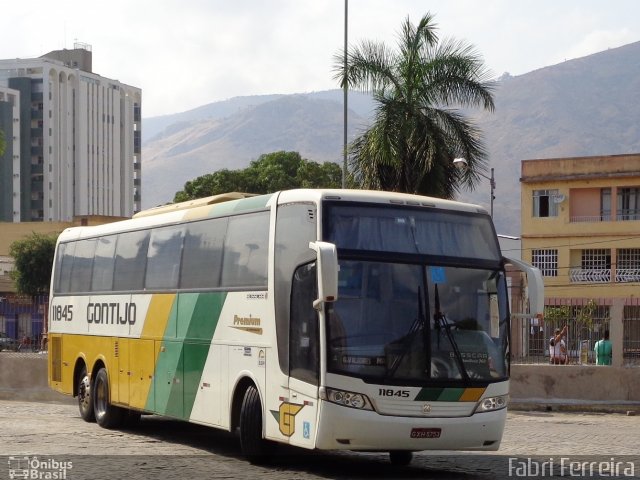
[513,300,640,366]
[511,301,611,365]
[0,294,48,351]
[623,306,640,366]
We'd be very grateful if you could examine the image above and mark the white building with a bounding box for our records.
[0,43,141,222]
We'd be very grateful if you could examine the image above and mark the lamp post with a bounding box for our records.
[342,0,348,188]
[453,158,495,217]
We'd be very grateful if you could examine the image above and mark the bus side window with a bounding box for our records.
[290,262,319,385]
[91,236,117,292]
[221,212,269,288]
[146,226,185,290]
[69,239,96,293]
[180,218,227,289]
[55,242,75,294]
[113,230,151,291]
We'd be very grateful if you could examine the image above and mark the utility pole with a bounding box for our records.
[342,0,348,188]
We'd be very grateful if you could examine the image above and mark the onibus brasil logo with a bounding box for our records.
[8,456,73,479]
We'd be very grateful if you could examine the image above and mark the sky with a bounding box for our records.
[2,0,639,118]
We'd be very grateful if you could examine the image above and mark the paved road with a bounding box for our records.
[0,400,638,479]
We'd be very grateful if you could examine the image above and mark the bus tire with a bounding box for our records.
[239,385,268,463]
[389,450,413,466]
[93,367,125,429]
[77,366,95,422]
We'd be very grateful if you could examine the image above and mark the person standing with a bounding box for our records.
[594,330,613,365]
[550,325,568,365]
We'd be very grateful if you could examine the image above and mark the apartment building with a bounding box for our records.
[0,85,21,222]
[520,153,640,365]
[0,43,141,222]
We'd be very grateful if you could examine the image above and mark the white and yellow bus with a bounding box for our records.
[48,189,542,465]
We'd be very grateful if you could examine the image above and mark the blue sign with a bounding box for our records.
[430,266,446,284]
[303,421,310,439]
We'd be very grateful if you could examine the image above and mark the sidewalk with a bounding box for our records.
[509,397,640,414]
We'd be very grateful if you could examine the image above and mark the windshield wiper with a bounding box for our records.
[387,287,426,378]
[434,284,470,383]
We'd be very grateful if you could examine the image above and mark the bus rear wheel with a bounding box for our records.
[77,366,95,422]
[239,385,269,463]
[93,367,125,429]
[389,450,413,466]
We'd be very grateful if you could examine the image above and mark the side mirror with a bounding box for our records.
[503,256,544,320]
[309,241,339,310]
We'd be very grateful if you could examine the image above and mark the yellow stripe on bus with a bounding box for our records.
[142,293,176,339]
[127,293,177,410]
[459,388,486,402]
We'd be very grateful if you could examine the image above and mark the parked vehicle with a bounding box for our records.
[0,332,18,351]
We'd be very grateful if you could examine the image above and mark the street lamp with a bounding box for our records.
[453,158,495,217]
[342,0,348,188]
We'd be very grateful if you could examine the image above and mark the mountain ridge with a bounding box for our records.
[141,41,640,234]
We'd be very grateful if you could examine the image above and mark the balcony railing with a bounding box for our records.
[616,269,640,283]
[570,215,611,223]
[617,212,640,221]
[569,268,611,283]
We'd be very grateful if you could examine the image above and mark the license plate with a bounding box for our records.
[410,428,441,439]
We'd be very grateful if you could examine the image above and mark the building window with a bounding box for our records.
[601,188,611,220]
[617,187,640,221]
[532,249,558,277]
[616,249,640,282]
[582,249,611,270]
[532,189,559,217]
[571,249,611,283]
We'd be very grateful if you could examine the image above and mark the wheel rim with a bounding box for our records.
[94,375,108,420]
[78,375,91,412]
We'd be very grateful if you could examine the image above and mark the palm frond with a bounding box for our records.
[338,12,495,199]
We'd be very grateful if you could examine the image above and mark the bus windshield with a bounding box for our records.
[323,203,508,384]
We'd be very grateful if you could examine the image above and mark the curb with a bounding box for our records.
[509,399,640,415]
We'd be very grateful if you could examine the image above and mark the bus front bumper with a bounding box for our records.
[314,400,506,451]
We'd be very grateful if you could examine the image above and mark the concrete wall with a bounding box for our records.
[511,364,640,402]
[0,353,71,402]
[1,352,639,405]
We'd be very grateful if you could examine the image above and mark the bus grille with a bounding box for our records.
[374,398,477,417]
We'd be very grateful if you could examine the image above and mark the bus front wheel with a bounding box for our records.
[93,367,124,429]
[239,385,269,463]
[77,366,95,422]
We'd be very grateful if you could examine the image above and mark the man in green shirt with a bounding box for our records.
[594,330,613,365]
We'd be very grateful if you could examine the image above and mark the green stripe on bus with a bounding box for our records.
[149,292,226,419]
[182,292,226,418]
[414,387,483,402]
[414,388,444,401]
[437,388,465,402]
[146,297,180,414]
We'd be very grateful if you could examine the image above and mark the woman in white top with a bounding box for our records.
[549,325,568,365]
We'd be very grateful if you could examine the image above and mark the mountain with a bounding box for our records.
[141,41,640,234]
[466,41,640,233]
[142,91,374,209]
[143,90,376,144]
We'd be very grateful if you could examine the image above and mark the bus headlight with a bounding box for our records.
[321,387,373,410]
[475,394,509,413]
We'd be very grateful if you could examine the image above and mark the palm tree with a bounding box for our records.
[334,13,495,198]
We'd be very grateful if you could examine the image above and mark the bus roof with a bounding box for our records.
[276,189,486,214]
[56,189,488,243]
[132,192,257,218]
